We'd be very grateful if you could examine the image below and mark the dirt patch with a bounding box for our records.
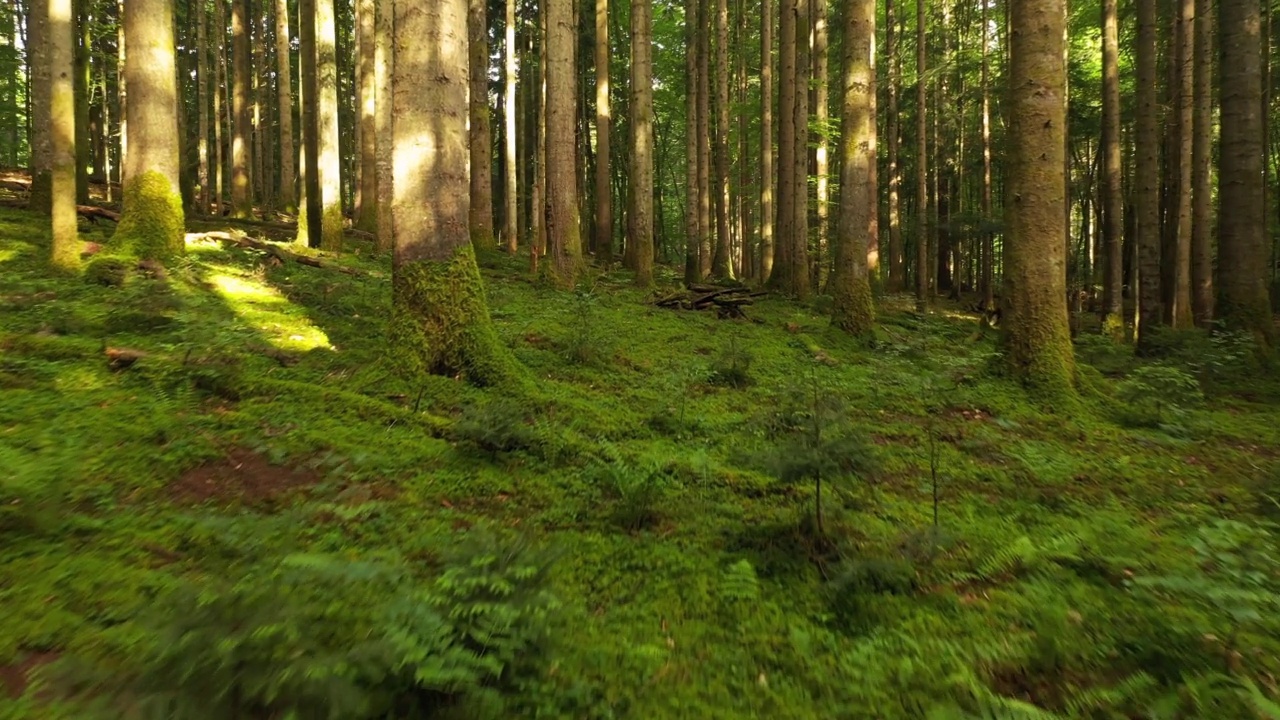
[1,652,58,699]
[168,448,324,507]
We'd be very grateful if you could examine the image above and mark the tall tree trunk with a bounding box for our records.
[914,0,928,311]
[503,0,518,253]
[374,0,393,250]
[1190,0,1213,325]
[685,0,701,284]
[213,0,226,214]
[1101,0,1124,336]
[759,0,774,283]
[28,0,51,213]
[468,0,495,249]
[1217,0,1274,347]
[710,0,732,278]
[198,0,210,212]
[595,0,612,262]
[774,0,795,291]
[1170,0,1195,326]
[316,0,343,249]
[1004,0,1075,393]
[275,0,296,213]
[114,0,184,259]
[390,0,516,387]
[48,0,77,271]
[352,0,377,230]
[250,0,264,209]
[886,0,904,292]
[73,0,88,203]
[980,0,994,309]
[230,0,252,217]
[812,0,829,290]
[832,0,875,335]
[1135,0,1163,346]
[631,0,654,285]
[298,0,322,246]
[546,0,582,285]
[792,0,810,299]
[696,0,712,279]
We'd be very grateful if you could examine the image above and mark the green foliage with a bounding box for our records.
[707,336,753,388]
[561,286,613,366]
[1114,364,1203,429]
[452,398,543,457]
[82,255,131,287]
[587,445,671,531]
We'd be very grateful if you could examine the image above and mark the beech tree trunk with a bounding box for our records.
[468,0,495,249]
[503,0,518,253]
[49,0,77,271]
[375,0,393,250]
[28,0,51,213]
[631,0,654,285]
[1003,0,1075,394]
[114,0,184,260]
[831,0,875,336]
[546,0,582,285]
[1101,0,1124,336]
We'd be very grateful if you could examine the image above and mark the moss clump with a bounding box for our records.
[112,171,185,260]
[320,204,344,252]
[389,243,525,389]
[83,255,132,287]
[832,273,876,337]
[471,226,497,253]
[1101,313,1125,343]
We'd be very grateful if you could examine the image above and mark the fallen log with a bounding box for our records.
[652,284,762,318]
[187,231,381,278]
[77,205,120,222]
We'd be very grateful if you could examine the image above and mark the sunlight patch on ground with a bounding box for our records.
[0,248,19,265]
[53,366,106,392]
[206,269,332,352]
[184,234,227,254]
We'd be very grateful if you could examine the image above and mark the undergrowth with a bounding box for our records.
[1,207,1279,718]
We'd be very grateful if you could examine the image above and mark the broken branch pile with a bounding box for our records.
[653,284,766,319]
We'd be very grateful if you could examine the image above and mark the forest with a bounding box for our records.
[2,0,1280,715]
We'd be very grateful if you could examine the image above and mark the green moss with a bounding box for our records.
[389,243,526,389]
[832,274,876,337]
[83,255,132,287]
[112,171,185,260]
[471,225,497,253]
[320,204,344,252]
[1101,313,1126,343]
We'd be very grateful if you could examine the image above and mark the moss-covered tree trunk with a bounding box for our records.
[831,0,875,336]
[28,0,52,214]
[1217,0,1274,349]
[49,0,77,272]
[631,0,654,286]
[545,0,582,287]
[113,0,184,260]
[391,0,518,387]
[1003,0,1075,395]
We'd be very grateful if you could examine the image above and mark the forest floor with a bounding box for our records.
[2,205,1280,719]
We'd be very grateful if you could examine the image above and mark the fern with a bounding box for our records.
[719,559,761,603]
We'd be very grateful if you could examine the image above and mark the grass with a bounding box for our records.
[1,206,1279,718]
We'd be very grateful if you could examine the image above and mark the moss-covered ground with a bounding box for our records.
[2,206,1279,718]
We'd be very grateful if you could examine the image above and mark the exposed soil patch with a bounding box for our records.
[168,448,324,507]
[1,651,59,699]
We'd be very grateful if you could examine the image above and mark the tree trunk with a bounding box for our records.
[759,0,774,283]
[230,0,252,217]
[886,0,904,293]
[774,0,795,291]
[710,0,732,278]
[631,0,654,285]
[390,0,518,387]
[48,0,77,271]
[914,0,928,311]
[695,1,712,279]
[1217,0,1274,347]
[114,0,184,260]
[546,0,582,285]
[1100,0,1124,337]
[503,0,518,253]
[1170,0,1195,327]
[467,0,495,249]
[792,0,810,299]
[980,0,994,309]
[1135,0,1163,346]
[73,0,88,203]
[298,0,323,247]
[28,0,51,213]
[351,0,377,231]
[1003,0,1075,394]
[812,0,829,290]
[685,0,701,284]
[197,0,211,212]
[1190,0,1213,325]
[594,0,612,262]
[274,0,296,213]
[831,0,875,336]
[374,0,393,250]
[315,0,343,249]
[213,0,226,215]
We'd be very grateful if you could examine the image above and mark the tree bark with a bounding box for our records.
[28,0,51,213]
[390,0,518,387]
[759,0,774,284]
[792,0,810,300]
[73,0,88,204]
[1190,0,1213,325]
[375,0,393,251]
[503,0,518,253]
[1003,0,1075,394]
[914,0,928,311]
[812,0,829,290]
[774,0,795,291]
[297,0,323,247]
[1217,0,1274,348]
[980,0,994,309]
[197,0,211,212]
[275,0,296,213]
[710,0,732,278]
[1170,0,1195,327]
[1100,0,1124,337]
[230,0,252,217]
[315,0,343,249]
[631,0,654,285]
[351,0,377,231]
[48,0,78,271]
[832,0,875,336]
[594,0,612,262]
[685,0,701,284]
[467,0,495,249]
[114,0,184,260]
[1135,0,1163,346]
[546,0,582,285]
[886,0,904,293]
